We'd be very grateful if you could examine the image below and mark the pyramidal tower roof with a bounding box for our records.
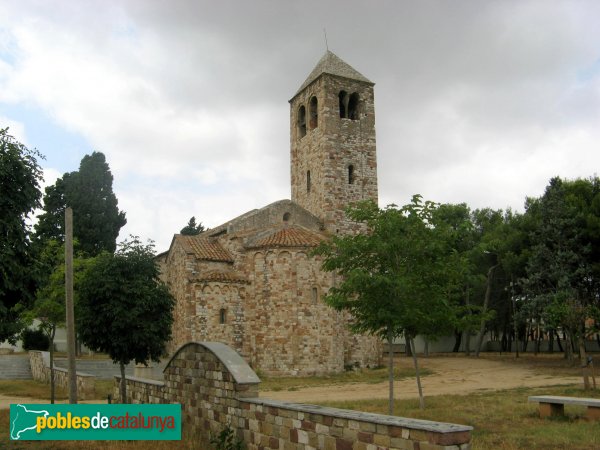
[294,50,372,96]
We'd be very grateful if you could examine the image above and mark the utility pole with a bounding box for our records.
[65,207,77,403]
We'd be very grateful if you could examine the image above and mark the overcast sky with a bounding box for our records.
[1,1,599,251]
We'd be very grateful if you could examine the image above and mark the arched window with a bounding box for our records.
[306,170,311,193]
[348,93,360,120]
[298,105,307,137]
[283,212,291,222]
[309,96,318,129]
[348,165,355,184]
[219,308,226,324]
[338,91,348,118]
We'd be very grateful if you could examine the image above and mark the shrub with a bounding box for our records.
[21,328,50,351]
[210,423,244,450]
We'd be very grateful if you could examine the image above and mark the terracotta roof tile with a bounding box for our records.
[193,271,248,284]
[183,235,233,262]
[249,226,324,249]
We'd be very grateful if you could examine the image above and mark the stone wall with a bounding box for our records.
[115,342,472,449]
[29,351,95,400]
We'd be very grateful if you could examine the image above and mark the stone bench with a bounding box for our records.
[529,395,600,420]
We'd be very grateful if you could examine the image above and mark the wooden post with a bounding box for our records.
[65,207,77,404]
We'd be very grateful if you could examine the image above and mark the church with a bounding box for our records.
[158,51,382,375]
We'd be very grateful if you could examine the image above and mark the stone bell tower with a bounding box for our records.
[289,51,378,235]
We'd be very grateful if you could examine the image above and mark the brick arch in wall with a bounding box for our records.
[118,341,473,448]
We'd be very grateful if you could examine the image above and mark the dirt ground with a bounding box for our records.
[0,356,583,409]
[260,356,582,403]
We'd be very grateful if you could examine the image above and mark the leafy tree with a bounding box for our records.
[433,203,484,354]
[180,216,205,235]
[35,152,126,256]
[77,237,175,402]
[522,177,600,366]
[314,197,464,412]
[24,239,93,402]
[0,128,43,343]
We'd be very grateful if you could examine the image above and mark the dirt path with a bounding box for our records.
[261,357,581,403]
[0,357,582,408]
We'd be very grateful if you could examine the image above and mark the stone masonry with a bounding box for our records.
[29,351,95,400]
[161,51,383,375]
[115,342,473,450]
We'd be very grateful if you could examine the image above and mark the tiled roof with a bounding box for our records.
[295,50,372,95]
[193,271,248,284]
[249,226,324,249]
[182,235,233,262]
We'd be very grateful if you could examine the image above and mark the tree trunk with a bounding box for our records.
[387,329,394,415]
[465,284,471,356]
[120,361,127,403]
[409,337,425,409]
[555,329,563,353]
[522,322,530,353]
[452,330,462,353]
[580,337,590,390]
[549,329,555,353]
[564,332,573,361]
[424,339,429,357]
[50,326,56,404]
[475,264,498,357]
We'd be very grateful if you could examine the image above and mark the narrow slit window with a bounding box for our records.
[312,287,318,304]
[298,105,307,137]
[219,308,226,324]
[348,165,355,184]
[309,96,318,129]
[338,91,348,118]
[348,93,360,120]
[306,170,311,193]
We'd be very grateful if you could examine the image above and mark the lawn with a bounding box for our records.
[319,384,600,450]
[3,384,599,449]
[3,355,600,449]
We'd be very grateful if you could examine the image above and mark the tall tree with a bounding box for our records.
[180,216,205,235]
[0,128,43,342]
[523,176,600,365]
[77,237,174,402]
[314,197,464,412]
[35,152,126,256]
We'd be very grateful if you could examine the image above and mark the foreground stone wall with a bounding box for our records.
[115,342,472,449]
[29,351,95,400]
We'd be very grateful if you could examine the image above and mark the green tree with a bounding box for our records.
[35,152,126,256]
[314,197,463,412]
[433,203,484,354]
[24,240,93,403]
[180,216,205,235]
[523,177,600,366]
[0,128,43,343]
[77,237,175,402]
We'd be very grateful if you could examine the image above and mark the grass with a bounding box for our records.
[0,379,114,402]
[0,381,69,401]
[259,365,433,392]
[318,384,600,450]
[3,354,599,449]
[4,384,599,449]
